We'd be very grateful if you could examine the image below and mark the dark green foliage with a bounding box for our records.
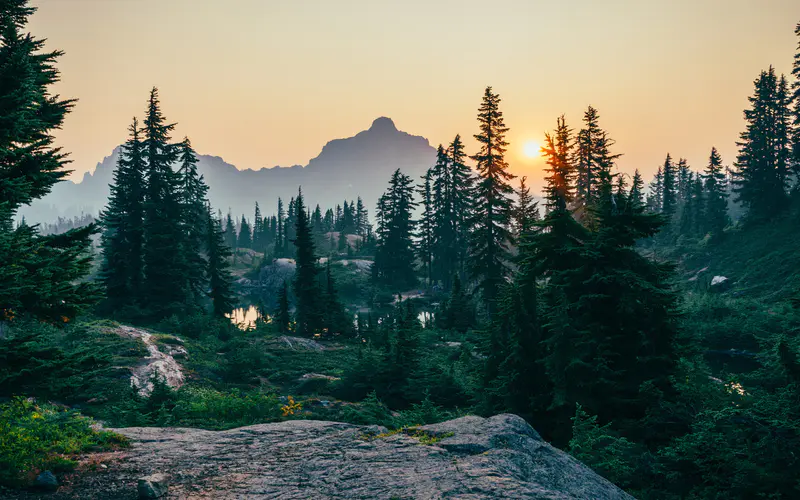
[574,106,620,211]
[660,153,677,217]
[321,259,349,336]
[733,67,792,220]
[0,0,100,323]
[373,169,418,290]
[511,176,538,239]
[206,207,235,317]
[100,118,146,310]
[238,215,252,249]
[177,137,209,305]
[417,168,435,285]
[438,275,474,333]
[468,87,515,315]
[292,188,322,336]
[141,87,187,316]
[274,280,291,334]
[703,147,728,238]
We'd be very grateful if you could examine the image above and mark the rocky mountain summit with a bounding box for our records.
[16,414,630,499]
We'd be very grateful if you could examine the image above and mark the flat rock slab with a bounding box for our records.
[12,414,631,499]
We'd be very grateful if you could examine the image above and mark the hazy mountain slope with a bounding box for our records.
[21,117,436,223]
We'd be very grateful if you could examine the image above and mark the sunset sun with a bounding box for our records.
[523,140,540,158]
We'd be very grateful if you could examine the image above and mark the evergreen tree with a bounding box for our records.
[176,137,209,305]
[431,144,456,289]
[141,87,186,315]
[0,0,100,322]
[274,280,291,334]
[417,169,435,286]
[574,106,620,210]
[703,147,729,237]
[355,197,368,236]
[237,215,252,249]
[468,87,515,316]
[647,166,663,213]
[321,259,349,336]
[449,134,475,282]
[275,198,285,257]
[373,169,418,290]
[792,22,800,183]
[224,211,237,249]
[205,207,235,317]
[252,202,263,252]
[100,117,145,310]
[661,153,678,218]
[733,67,792,219]
[292,188,322,336]
[676,158,691,202]
[512,176,539,239]
[629,169,645,209]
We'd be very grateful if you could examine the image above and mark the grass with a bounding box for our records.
[0,397,128,488]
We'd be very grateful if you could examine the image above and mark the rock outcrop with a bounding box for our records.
[17,414,631,499]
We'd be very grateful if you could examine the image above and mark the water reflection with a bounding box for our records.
[228,305,260,329]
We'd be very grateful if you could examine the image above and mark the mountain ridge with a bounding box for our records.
[21,117,436,223]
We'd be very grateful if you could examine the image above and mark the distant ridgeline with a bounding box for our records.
[20,117,435,224]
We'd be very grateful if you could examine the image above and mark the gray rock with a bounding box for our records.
[35,470,58,491]
[20,416,631,499]
[137,473,169,499]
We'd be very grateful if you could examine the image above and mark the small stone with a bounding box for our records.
[100,463,108,469]
[35,470,58,491]
[138,473,169,499]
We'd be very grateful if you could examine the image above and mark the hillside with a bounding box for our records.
[20,117,436,224]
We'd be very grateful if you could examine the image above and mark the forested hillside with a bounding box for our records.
[2,1,800,498]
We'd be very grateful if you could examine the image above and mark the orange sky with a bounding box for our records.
[29,0,800,192]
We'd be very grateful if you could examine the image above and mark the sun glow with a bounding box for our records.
[523,140,540,159]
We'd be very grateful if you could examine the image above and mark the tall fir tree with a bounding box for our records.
[205,207,235,317]
[629,169,645,209]
[646,166,663,213]
[275,197,285,257]
[468,87,515,316]
[292,188,322,336]
[237,215,252,249]
[791,22,800,183]
[703,147,729,238]
[449,134,475,283]
[512,176,539,239]
[733,66,792,219]
[176,137,209,306]
[274,280,291,334]
[373,169,418,290]
[141,87,186,315]
[100,118,145,310]
[224,211,237,249]
[574,106,620,211]
[660,153,678,218]
[0,0,100,322]
[417,169,435,286]
[252,202,263,252]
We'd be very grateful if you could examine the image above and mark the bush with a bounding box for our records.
[0,397,128,488]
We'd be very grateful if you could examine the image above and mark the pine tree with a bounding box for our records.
[0,0,100,322]
[512,176,539,239]
[321,259,348,336]
[274,280,291,334]
[733,67,792,219]
[629,169,645,209]
[100,117,145,310]
[373,169,418,290]
[574,106,620,210]
[237,215,252,249]
[430,144,456,289]
[417,169,435,286]
[661,153,677,218]
[275,198,285,257]
[176,137,209,306]
[224,211,237,249]
[355,197,368,236]
[205,207,235,317]
[141,88,186,315]
[469,87,515,316]
[791,22,800,184]
[449,134,475,282]
[252,202,263,252]
[292,188,322,336]
[676,158,691,202]
[647,166,663,213]
[703,147,729,237]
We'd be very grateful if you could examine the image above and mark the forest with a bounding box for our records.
[2,1,800,498]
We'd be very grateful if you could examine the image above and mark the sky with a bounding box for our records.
[29,0,800,192]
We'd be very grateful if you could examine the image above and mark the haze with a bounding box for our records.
[30,0,799,191]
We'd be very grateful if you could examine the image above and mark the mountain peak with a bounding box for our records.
[369,116,397,133]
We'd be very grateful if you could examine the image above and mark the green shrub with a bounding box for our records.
[171,386,281,430]
[0,397,128,488]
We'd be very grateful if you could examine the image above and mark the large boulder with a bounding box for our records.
[14,415,631,499]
